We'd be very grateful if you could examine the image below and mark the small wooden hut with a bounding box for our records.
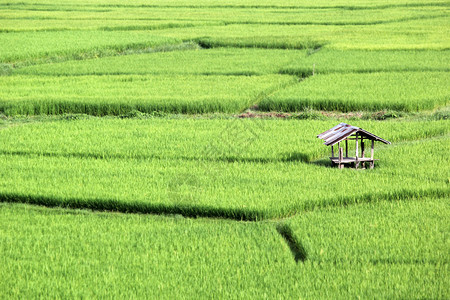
[317,123,391,169]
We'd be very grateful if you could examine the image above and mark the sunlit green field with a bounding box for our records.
[0,119,448,219]
[261,72,450,112]
[1,198,447,298]
[0,74,294,115]
[0,0,448,298]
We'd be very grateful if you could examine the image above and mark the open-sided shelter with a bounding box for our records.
[317,123,391,169]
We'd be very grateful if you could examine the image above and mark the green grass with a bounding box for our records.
[0,18,216,32]
[1,197,447,298]
[283,198,449,298]
[0,119,447,219]
[0,74,294,115]
[0,118,447,163]
[280,49,450,76]
[260,72,450,112]
[1,0,449,298]
[1,6,445,31]
[0,31,181,63]
[156,18,450,50]
[287,198,449,265]
[0,202,294,298]
[14,48,307,76]
[2,0,448,8]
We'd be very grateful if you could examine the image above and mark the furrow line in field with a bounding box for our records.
[0,193,263,221]
[0,188,446,222]
[221,14,449,26]
[243,76,301,113]
[0,42,199,72]
[4,2,447,10]
[0,23,204,33]
[2,14,446,28]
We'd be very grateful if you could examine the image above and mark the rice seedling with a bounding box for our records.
[0,18,216,32]
[282,197,449,298]
[0,202,293,298]
[1,6,445,31]
[14,48,307,76]
[0,31,182,63]
[0,74,295,115]
[2,0,448,8]
[280,49,450,76]
[156,17,449,50]
[0,197,447,298]
[0,119,447,219]
[1,1,449,298]
[260,72,450,112]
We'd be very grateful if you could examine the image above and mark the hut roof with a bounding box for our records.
[317,123,391,146]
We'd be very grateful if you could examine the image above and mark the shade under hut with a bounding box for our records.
[317,123,391,169]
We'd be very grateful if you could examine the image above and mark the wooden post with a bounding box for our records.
[370,140,375,169]
[361,140,365,169]
[345,139,348,158]
[361,140,365,158]
[355,134,359,169]
[331,145,334,157]
[337,142,341,169]
[338,147,344,169]
[362,140,366,169]
[370,140,374,159]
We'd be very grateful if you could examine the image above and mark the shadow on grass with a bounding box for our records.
[0,192,263,221]
[279,152,311,163]
[0,187,446,223]
[310,158,333,168]
[276,223,307,263]
[0,150,328,165]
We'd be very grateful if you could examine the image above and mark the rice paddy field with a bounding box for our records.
[0,0,449,298]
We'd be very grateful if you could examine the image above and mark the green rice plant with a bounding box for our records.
[326,16,450,50]
[283,197,449,298]
[0,202,295,298]
[0,119,447,219]
[156,17,450,50]
[0,18,216,32]
[0,31,182,63]
[1,1,449,298]
[0,198,447,298]
[286,198,449,265]
[0,74,295,115]
[280,49,450,76]
[1,6,445,31]
[14,48,307,76]
[2,0,448,8]
[0,118,447,163]
[260,72,450,112]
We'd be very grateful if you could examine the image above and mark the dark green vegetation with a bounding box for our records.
[0,75,293,115]
[261,72,450,112]
[1,199,447,298]
[0,119,448,219]
[279,49,450,75]
[1,1,449,115]
[14,48,307,76]
[0,0,449,298]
